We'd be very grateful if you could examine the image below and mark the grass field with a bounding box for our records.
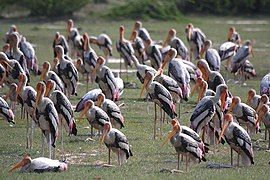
[1,15,270,179]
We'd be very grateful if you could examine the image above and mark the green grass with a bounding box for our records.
[1,16,270,179]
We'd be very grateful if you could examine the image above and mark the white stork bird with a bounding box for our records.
[130,30,146,64]
[140,71,177,139]
[40,61,64,93]
[75,88,102,112]
[201,40,221,72]
[55,45,79,97]
[133,21,151,46]
[8,32,29,78]
[163,28,189,60]
[185,23,206,60]
[8,156,67,173]
[144,38,162,70]
[218,114,254,166]
[162,119,206,172]
[160,48,191,101]
[116,25,134,81]
[131,55,156,84]
[0,50,26,86]
[256,104,270,149]
[227,26,241,46]
[0,96,15,124]
[197,59,226,92]
[34,82,59,159]
[96,93,124,129]
[89,33,113,62]
[246,89,261,110]
[100,122,133,166]
[20,36,40,75]
[190,84,228,142]
[44,79,77,153]
[79,100,111,137]
[66,19,84,58]
[16,74,37,148]
[91,56,121,101]
[260,72,270,97]
[227,96,260,136]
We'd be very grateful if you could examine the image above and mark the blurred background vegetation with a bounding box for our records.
[0,0,270,19]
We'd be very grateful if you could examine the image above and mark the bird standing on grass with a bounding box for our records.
[218,114,254,166]
[162,119,206,172]
[100,122,133,166]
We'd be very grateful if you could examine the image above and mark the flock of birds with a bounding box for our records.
[1,19,270,174]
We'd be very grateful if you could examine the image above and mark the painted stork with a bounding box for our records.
[78,100,111,137]
[91,56,121,101]
[0,96,15,124]
[8,156,67,173]
[133,21,151,45]
[55,45,79,97]
[231,40,254,83]
[89,33,113,62]
[144,38,162,70]
[190,84,228,142]
[8,32,29,78]
[241,60,256,81]
[0,63,6,85]
[0,52,25,86]
[162,119,206,172]
[182,59,201,83]
[218,114,254,166]
[197,59,226,92]
[130,30,146,64]
[44,79,77,154]
[140,71,177,139]
[16,73,37,148]
[40,61,64,92]
[227,96,260,136]
[185,23,206,60]
[4,83,22,113]
[82,33,98,90]
[218,41,237,74]
[161,48,191,101]
[116,25,134,81]
[163,28,189,60]
[191,77,215,103]
[256,104,270,149]
[96,92,124,129]
[201,40,221,72]
[66,19,84,58]
[52,31,69,57]
[34,82,59,159]
[5,24,17,43]
[256,94,270,113]
[131,55,156,84]
[227,26,241,46]
[260,72,270,97]
[20,36,40,75]
[75,88,102,112]
[246,89,261,110]
[100,122,133,166]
